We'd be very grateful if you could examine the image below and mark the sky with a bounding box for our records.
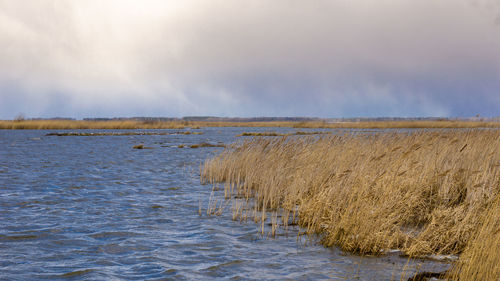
[1,0,499,119]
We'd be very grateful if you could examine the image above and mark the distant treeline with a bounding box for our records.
[180,116,320,122]
[21,116,500,122]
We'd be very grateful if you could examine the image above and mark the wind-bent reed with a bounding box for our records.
[201,129,500,280]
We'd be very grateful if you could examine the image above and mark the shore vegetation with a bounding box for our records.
[0,120,187,130]
[2,119,500,130]
[201,129,500,280]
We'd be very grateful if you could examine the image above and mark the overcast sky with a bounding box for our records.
[1,0,499,119]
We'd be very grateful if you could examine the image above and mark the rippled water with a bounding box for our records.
[0,128,449,280]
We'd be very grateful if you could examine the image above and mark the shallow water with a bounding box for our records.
[0,128,449,280]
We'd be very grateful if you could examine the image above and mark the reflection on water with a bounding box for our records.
[0,128,449,280]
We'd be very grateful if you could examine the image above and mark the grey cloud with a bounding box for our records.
[1,0,499,118]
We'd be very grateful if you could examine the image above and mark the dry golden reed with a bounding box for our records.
[201,129,500,280]
[0,120,187,130]
[446,194,500,280]
[291,120,500,129]
[2,119,500,130]
[195,120,500,129]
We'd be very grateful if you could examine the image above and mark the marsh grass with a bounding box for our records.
[291,120,500,129]
[45,131,202,136]
[445,194,500,280]
[189,143,225,149]
[199,120,500,129]
[0,120,187,130]
[2,119,500,130]
[201,129,500,280]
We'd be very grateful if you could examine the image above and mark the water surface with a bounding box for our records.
[0,128,449,280]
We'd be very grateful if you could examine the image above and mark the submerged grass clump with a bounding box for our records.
[236,132,286,137]
[189,142,226,149]
[201,129,500,280]
[236,131,332,137]
[45,131,202,136]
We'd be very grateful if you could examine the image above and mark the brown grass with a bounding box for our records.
[446,194,500,280]
[0,120,187,130]
[201,129,500,280]
[198,120,500,129]
[291,120,500,129]
[45,131,202,136]
[2,119,500,129]
[189,142,226,149]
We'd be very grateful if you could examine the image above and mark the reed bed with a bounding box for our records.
[446,194,500,280]
[2,119,500,129]
[198,120,500,129]
[291,120,500,129]
[201,129,500,280]
[0,120,188,130]
[0,120,299,129]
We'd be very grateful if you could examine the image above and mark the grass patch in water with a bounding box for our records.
[132,144,154,149]
[236,131,332,137]
[201,129,500,280]
[46,131,202,136]
[0,234,38,241]
[189,143,225,149]
[59,269,94,277]
[236,132,286,137]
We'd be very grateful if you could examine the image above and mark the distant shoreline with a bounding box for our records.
[1,119,500,130]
